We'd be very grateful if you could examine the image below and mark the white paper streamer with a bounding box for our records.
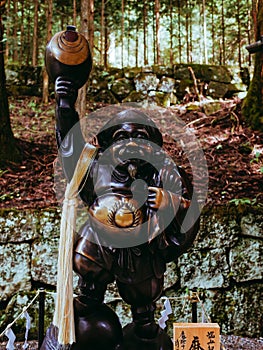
[21,310,31,349]
[158,298,173,329]
[4,328,16,350]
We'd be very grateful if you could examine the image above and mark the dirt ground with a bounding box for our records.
[0,96,262,210]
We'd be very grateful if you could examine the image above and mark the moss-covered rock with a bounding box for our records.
[179,248,230,289]
[210,284,263,337]
[110,78,134,101]
[207,81,229,98]
[0,209,39,243]
[229,238,263,282]
[0,243,31,301]
[158,77,176,93]
[134,73,160,93]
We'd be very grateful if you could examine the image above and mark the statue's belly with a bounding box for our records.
[88,194,145,229]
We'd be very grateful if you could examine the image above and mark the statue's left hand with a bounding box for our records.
[148,186,190,213]
[55,76,78,108]
[148,187,174,210]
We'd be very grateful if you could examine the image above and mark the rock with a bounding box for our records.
[93,89,119,104]
[154,91,173,107]
[38,208,61,240]
[6,69,19,85]
[152,65,174,77]
[207,81,229,98]
[229,238,263,282]
[173,66,191,80]
[240,213,263,238]
[88,76,108,94]
[164,261,179,289]
[134,73,159,93]
[0,209,39,243]
[194,208,240,250]
[107,67,123,78]
[122,90,146,104]
[210,284,263,337]
[158,76,176,93]
[226,82,247,97]
[110,78,134,101]
[170,92,178,105]
[176,79,195,99]
[201,65,232,83]
[179,248,230,289]
[0,243,31,300]
[31,238,59,285]
[123,67,142,79]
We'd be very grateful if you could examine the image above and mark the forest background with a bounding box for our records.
[2,0,254,70]
[2,0,263,163]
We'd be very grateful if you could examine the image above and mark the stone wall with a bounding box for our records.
[0,204,262,340]
[6,64,249,106]
[87,64,249,107]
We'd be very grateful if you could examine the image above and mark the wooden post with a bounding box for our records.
[191,288,198,323]
[38,288,45,350]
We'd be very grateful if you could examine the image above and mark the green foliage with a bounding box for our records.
[229,197,262,208]
[2,0,254,68]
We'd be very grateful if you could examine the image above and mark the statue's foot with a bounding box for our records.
[123,322,173,350]
[40,298,123,350]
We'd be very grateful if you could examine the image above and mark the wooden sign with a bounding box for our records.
[173,323,220,350]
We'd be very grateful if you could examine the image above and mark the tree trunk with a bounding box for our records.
[121,0,124,67]
[4,0,10,61]
[88,0,94,55]
[100,0,105,65]
[32,0,39,66]
[186,0,190,63]
[169,0,173,65]
[77,0,91,119]
[104,13,108,68]
[136,25,139,67]
[221,0,226,65]
[242,0,263,131]
[73,0,77,26]
[246,0,252,66]
[143,0,148,65]
[13,0,18,62]
[202,0,208,64]
[236,0,242,68]
[155,0,160,65]
[0,4,21,164]
[42,0,52,104]
[211,0,215,63]
[19,0,25,64]
[177,0,182,63]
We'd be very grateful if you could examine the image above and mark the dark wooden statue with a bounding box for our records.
[41,26,200,350]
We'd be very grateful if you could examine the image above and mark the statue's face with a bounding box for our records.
[109,123,155,172]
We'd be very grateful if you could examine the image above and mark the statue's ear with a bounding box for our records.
[91,135,99,147]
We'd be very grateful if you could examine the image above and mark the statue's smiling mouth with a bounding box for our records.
[118,146,145,158]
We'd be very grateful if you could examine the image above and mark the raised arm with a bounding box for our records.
[54,77,85,181]
[45,25,92,181]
